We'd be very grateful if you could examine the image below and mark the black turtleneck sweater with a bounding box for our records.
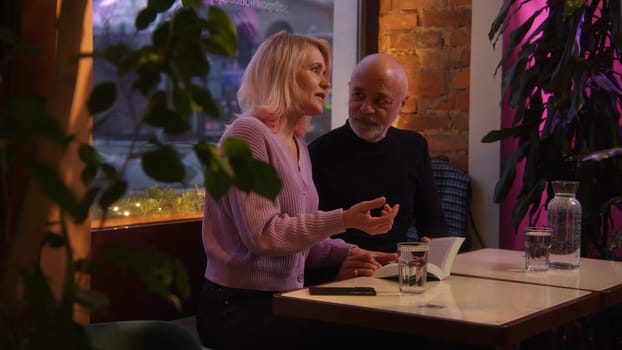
[308,121,448,253]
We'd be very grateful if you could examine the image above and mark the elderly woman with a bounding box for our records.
[196,31,399,349]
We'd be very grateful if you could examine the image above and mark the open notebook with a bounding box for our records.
[373,237,465,280]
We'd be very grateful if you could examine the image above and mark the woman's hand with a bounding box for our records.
[335,247,398,280]
[342,196,400,235]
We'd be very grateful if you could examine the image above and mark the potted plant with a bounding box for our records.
[483,0,622,259]
[0,1,280,349]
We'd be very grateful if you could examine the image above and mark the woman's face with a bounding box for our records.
[296,46,330,117]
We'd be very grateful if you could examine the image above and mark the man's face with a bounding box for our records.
[347,66,406,143]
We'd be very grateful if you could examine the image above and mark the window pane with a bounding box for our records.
[91,0,354,227]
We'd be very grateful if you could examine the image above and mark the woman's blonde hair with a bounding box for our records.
[236,31,331,136]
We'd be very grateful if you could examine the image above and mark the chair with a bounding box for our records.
[85,320,203,350]
[407,159,482,251]
[430,159,471,239]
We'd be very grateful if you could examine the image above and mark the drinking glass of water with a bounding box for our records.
[397,242,429,293]
[524,227,552,272]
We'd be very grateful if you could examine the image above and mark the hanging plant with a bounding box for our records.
[0,1,281,349]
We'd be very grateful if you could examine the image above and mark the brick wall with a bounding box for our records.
[378,0,472,171]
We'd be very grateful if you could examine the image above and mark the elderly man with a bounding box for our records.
[309,53,448,254]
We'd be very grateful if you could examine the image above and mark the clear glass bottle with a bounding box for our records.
[546,180,582,269]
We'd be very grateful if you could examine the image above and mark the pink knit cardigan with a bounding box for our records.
[202,116,353,291]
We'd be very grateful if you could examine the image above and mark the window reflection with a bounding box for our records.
[91,0,335,227]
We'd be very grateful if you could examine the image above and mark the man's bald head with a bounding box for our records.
[351,53,408,100]
[347,53,409,143]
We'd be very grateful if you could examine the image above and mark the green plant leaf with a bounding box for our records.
[190,84,221,117]
[136,7,158,30]
[145,108,190,134]
[493,143,529,203]
[172,258,191,299]
[131,247,174,302]
[207,137,282,199]
[29,160,80,217]
[74,258,99,274]
[133,61,162,95]
[88,82,117,115]
[172,87,192,119]
[194,142,233,200]
[248,159,281,201]
[203,166,233,201]
[496,8,545,73]
[98,180,128,210]
[194,142,219,167]
[171,42,210,79]
[563,0,586,17]
[142,145,185,183]
[118,47,146,76]
[152,21,170,52]
[224,146,282,199]
[147,0,176,13]
[481,125,525,143]
[182,0,202,6]
[104,245,189,311]
[511,178,546,229]
[102,43,132,65]
[144,91,191,134]
[81,166,98,183]
[222,137,252,158]
[146,89,167,110]
[610,225,622,250]
[204,6,238,56]
[488,0,516,43]
[508,9,540,55]
[602,195,622,212]
[78,143,101,166]
[75,187,100,223]
[195,141,233,177]
[73,288,110,313]
[510,64,540,108]
[172,7,203,36]
[99,163,119,179]
[162,9,210,80]
[228,160,253,191]
[41,232,67,248]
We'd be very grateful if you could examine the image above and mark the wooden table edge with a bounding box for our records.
[272,290,599,347]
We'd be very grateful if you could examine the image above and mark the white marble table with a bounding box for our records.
[272,275,598,347]
[452,248,622,308]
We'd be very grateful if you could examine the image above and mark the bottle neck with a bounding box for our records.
[554,192,576,198]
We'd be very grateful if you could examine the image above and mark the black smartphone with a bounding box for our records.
[308,286,376,296]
